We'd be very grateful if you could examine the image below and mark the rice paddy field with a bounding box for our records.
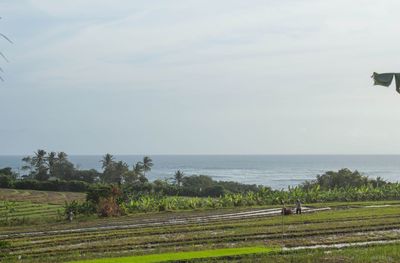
[1,188,400,262]
[0,188,86,204]
[0,189,86,224]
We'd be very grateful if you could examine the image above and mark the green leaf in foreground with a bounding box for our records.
[69,246,279,263]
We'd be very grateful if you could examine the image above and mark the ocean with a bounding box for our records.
[1,155,400,189]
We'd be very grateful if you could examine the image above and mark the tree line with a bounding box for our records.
[19,150,154,184]
[65,169,400,218]
[0,150,261,196]
[1,151,395,199]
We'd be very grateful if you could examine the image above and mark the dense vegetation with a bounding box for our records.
[301,168,390,190]
[0,150,261,196]
[1,151,400,218]
[67,170,400,217]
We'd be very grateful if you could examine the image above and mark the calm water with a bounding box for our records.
[1,155,400,189]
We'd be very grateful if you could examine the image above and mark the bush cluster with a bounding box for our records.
[301,168,390,190]
[124,175,263,198]
[62,168,400,218]
[65,185,125,218]
[0,178,90,192]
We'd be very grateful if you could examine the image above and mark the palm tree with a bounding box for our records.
[57,152,68,162]
[47,152,57,177]
[101,153,114,170]
[21,156,33,176]
[31,149,48,180]
[133,162,147,183]
[139,156,153,179]
[133,162,143,176]
[51,151,73,180]
[112,161,129,184]
[32,149,47,168]
[174,170,185,187]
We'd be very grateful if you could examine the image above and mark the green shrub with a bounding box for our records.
[203,185,225,197]
[0,240,10,248]
[0,240,11,257]
[86,185,115,203]
[302,168,389,190]
[11,179,89,192]
[0,175,13,188]
[64,200,96,218]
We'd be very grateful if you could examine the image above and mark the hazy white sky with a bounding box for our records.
[1,0,400,155]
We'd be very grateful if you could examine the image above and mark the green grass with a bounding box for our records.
[218,243,400,263]
[69,247,279,263]
[0,188,85,225]
[1,194,400,263]
[0,201,62,219]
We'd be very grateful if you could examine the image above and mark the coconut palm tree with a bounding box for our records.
[51,151,74,180]
[101,153,115,170]
[32,149,47,168]
[133,162,148,183]
[21,156,33,176]
[57,152,68,162]
[31,149,49,180]
[133,162,143,176]
[47,152,57,177]
[174,170,185,187]
[139,156,153,179]
[112,161,129,184]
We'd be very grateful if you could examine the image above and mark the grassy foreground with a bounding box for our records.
[63,243,400,263]
[219,243,400,263]
[1,188,400,262]
[70,247,278,263]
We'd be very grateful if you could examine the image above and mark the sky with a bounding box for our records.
[1,0,400,155]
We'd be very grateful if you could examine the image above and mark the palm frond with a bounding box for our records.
[0,33,13,44]
[0,51,9,62]
[0,17,13,81]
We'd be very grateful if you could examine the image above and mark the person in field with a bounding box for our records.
[295,199,302,214]
[68,210,74,222]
